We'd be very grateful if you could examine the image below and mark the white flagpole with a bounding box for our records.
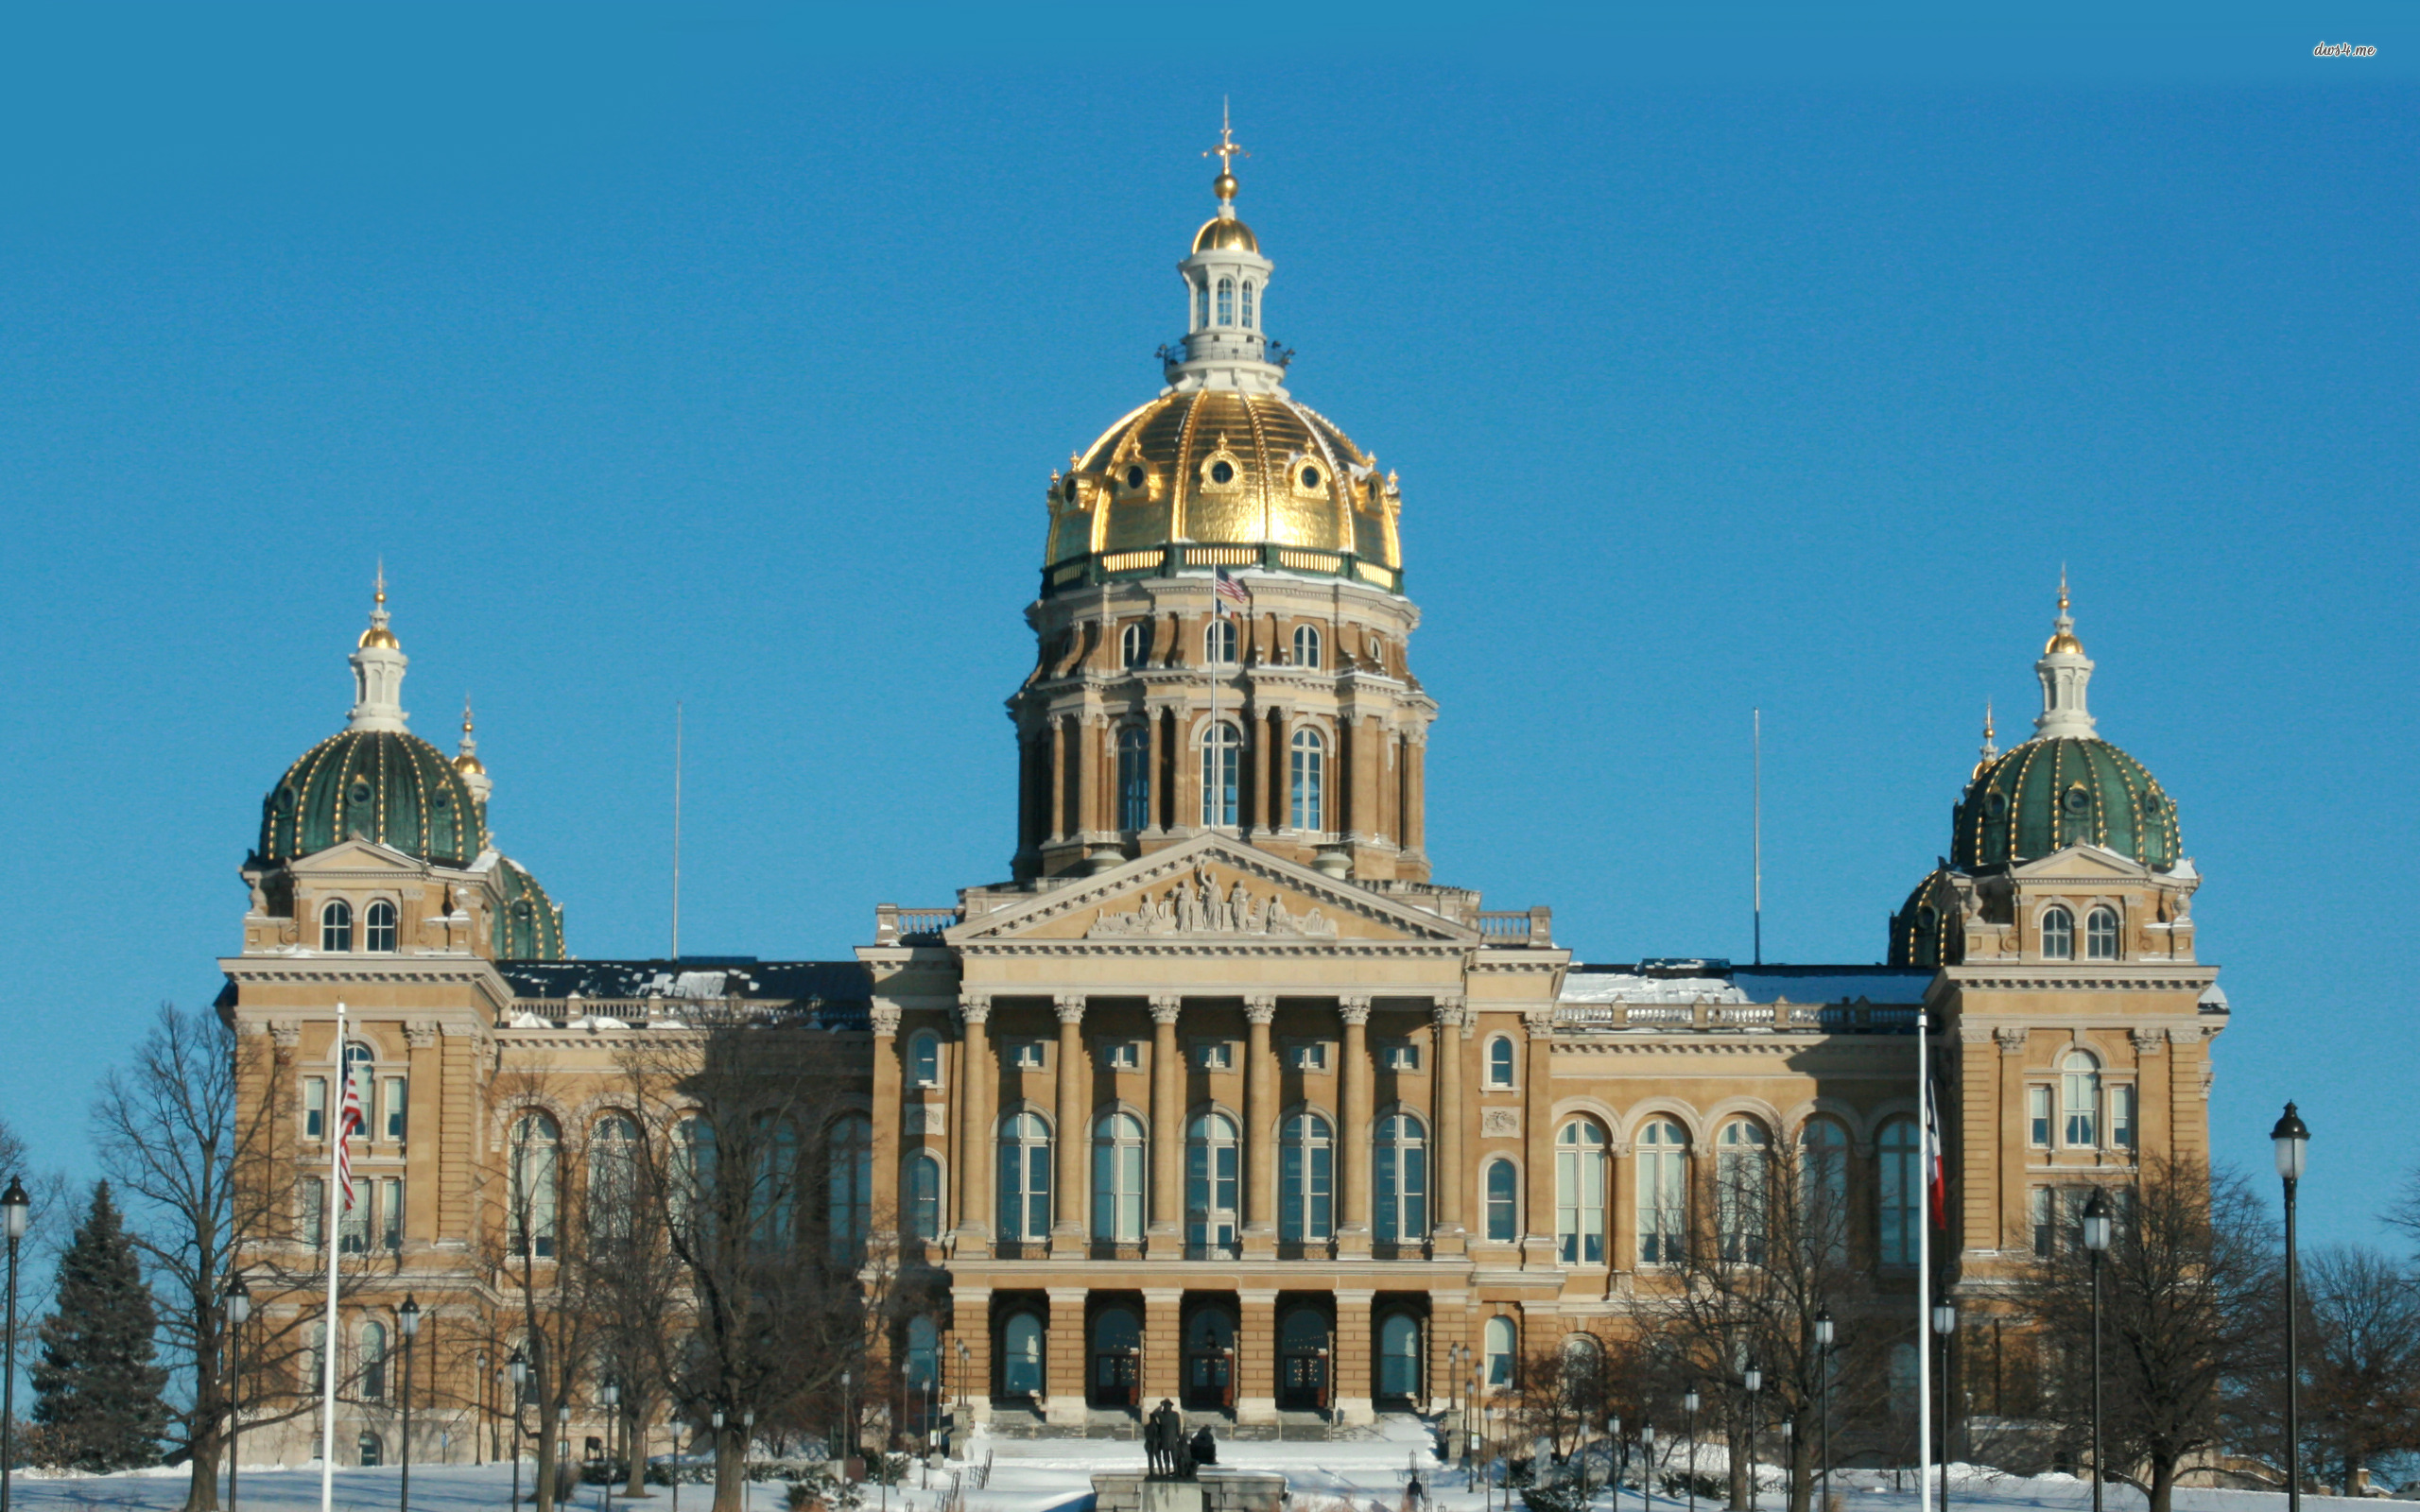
[320,1001,347,1512]
[1916,1015,1932,1504]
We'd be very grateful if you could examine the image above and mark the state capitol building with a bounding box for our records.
[221,143,2222,1466]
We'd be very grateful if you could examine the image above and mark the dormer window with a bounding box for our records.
[2041,905,2075,960]
[320,900,354,953]
[2086,907,2120,961]
[364,900,398,954]
[1120,623,1150,670]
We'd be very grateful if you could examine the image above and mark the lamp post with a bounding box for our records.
[397,1296,420,1512]
[1683,1387,1700,1512]
[559,1403,571,1504]
[2274,1103,2313,1512]
[2081,1192,2112,1512]
[1779,1420,1792,1512]
[602,1380,620,1512]
[2,1177,27,1512]
[1742,1363,1762,1512]
[710,1409,723,1506]
[510,1349,529,1510]
[1640,1422,1655,1512]
[1930,1299,1956,1512]
[841,1369,854,1475]
[226,1276,251,1512]
[1812,1311,1833,1512]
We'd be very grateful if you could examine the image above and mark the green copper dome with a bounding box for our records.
[259,730,487,868]
[1889,869,1958,968]
[1952,736,2180,871]
[494,858,566,961]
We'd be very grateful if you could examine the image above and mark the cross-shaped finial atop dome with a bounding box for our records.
[1202,99,1247,193]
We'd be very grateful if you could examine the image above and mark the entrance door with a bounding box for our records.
[1092,1306,1142,1409]
[1378,1314,1423,1403]
[1184,1307,1236,1411]
[1277,1307,1330,1412]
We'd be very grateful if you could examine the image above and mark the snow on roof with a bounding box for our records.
[1561,963,1934,1005]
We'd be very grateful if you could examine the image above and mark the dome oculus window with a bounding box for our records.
[1125,465,1147,490]
[1063,477,1080,503]
[1209,460,1236,485]
[1986,791,2008,817]
[1300,465,1321,490]
[2062,786,2092,816]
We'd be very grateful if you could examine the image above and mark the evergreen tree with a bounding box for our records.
[30,1181,171,1471]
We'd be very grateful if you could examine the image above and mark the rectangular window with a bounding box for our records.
[1288,1042,1330,1073]
[381,1077,407,1142]
[338,1180,370,1254]
[1102,1041,1140,1072]
[2031,1187,2052,1258]
[2027,1085,2052,1148]
[381,1178,405,1251]
[1194,1040,1235,1071]
[301,1176,326,1246]
[2111,1085,2136,1151]
[1380,1043,1419,1071]
[303,1077,327,1140]
[1008,1040,1046,1070]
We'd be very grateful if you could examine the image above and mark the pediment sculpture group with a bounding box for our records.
[1087,867,1340,940]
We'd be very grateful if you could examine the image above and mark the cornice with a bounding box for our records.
[958,940,1469,960]
[1944,970,2215,993]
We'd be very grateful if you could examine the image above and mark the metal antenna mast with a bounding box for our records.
[1753,708,1764,967]
[672,700,683,962]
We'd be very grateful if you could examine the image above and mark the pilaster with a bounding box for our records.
[1336,996,1373,1257]
[1051,996,1088,1253]
[1241,996,1278,1258]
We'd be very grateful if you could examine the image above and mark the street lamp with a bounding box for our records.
[2081,1192,2112,1512]
[1682,1387,1700,1512]
[397,1296,421,1512]
[3,1176,27,1512]
[226,1276,252,1512]
[602,1380,621,1512]
[1813,1311,1834,1512]
[1742,1364,1762,1512]
[1779,1420,1793,1512]
[509,1349,529,1510]
[1930,1299,1956,1512]
[2274,1103,2313,1509]
[954,1340,970,1415]
[1640,1422,1656,1512]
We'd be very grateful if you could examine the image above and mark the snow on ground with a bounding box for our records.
[8,1435,2393,1512]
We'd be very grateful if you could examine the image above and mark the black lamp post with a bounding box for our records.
[2,1177,27,1512]
[1683,1387,1700,1512]
[602,1380,620,1512]
[1640,1421,1655,1512]
[2274,1103,2313,1509]
[1930,1299,1955,1512]
[2081,1192,2112,1512]
[1779,1420,1792,1512]
[510,1348,529,1510]
[1742,1363,1762,1512]
[227,1276,251,1512]
[397,1296,420,1512]
[1812,1311,1834,1512]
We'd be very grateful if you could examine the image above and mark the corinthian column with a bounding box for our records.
[1242,995,1277,1259]
[956,994,993,1257]
[1431,996,1466,1253]
[1149,995,1184,1251]
[1051,995,1088,1255]
[1337,996,1374,1257]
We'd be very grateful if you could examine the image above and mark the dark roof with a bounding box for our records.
[497,959,873,1007]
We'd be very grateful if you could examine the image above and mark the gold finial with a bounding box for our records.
[1984,700,1996,742]
[2044,569,2084,656]
[1974,699,1999,777]
[375,558,387,607]
[2058,563,2069,614]
[1203,98,1247,200]
[358,559,400,649]
[455,695,485,775]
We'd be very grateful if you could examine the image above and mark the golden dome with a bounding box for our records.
[2045,628,2084,655]
[1046,390,1401,583]
[359,625,400,649]
[1194,215,1258,254]
[357,565,399,648]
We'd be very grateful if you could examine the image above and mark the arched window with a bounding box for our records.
[1636,1118,1688,1264]
[1483,1315,1516,1389]
[1485,1036,1516,1090]
[359,1320,388,1400]
[1200,721,1242,827]
[1292,624,1322,668]
[997,1111,1052,1242]
[1186,1111,1240,1256]
[908,1151,943,1241]
[1195,280,1209,331]
[2063,1051,2101,1147]
[1378,1314,1421,1399]
[827,1114,873,1259]
[357,1431,383,1468]
[1120,622,1150,670]
[1092,1111,1148,1243]
[1554,1121,1608,1263]
[1001,1311,1044,1397]
[2041,905,2075,960]
[1205,618,1238,665]
[909,1032,942,1088]
[1877,1116,1919,1265]
[1216,277,1235,326]
[1484,1158,1519,1242]
[591,1114,640,1246]
[363,900,398,953]
[1289,729,1325,832]
[751,1115,800,1251]
[1117,726,1151,833]
[320,899,354,953]
[510,1110,560,1258]
[1374,1112,1427,1243]
[1278,1111,1334,1243]
[1717,1120,1772,1264]
[2087,906,2120,960]
[1240,280,1255,330]
[671,1115,712,1241]
[905,1316,941,1390]
[1799,1118,1850,1263]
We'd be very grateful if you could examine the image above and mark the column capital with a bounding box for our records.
[869,1004,903,1037]
[958,994,993,1026]
[1243,995,1278,1024]
[404,1022,440,1049]
[1054,995,1087,1025]
[1521,1008,1556,1032]
[269,1023,301,1049]
[1338,996,1373,1025]
[1150,995,1184,1024]
[1995,1026,2028,1056]
[2130,1027,2168,1055]
[1430,996,1466,1024]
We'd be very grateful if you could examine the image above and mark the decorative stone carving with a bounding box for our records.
[958,994,993,1026]
[404,1022,440,1050]
[1086,867,1338,939]
[269,1023,300,1048]
[907,1105,947,1136]
[1149,995,1184,1024]
[1996,1027,2029,1056]
[1338,996,1373,1025]
[870,1004,904,1036]
[1054,995,1087,1024]
[1243,996,1277,1025]
[1480,1108,1520,1139]
[2130,1027,2166,1055]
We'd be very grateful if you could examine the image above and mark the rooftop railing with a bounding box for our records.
[1477,907,1553,947]
[873,905,962,945]
[1554,1001,1923,1033]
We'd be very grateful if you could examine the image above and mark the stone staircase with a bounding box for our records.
[978,1408,1412,1443]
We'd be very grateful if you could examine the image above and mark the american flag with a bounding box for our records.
[1213,567,1251,614]
[1923,1075,1947,1229]
[336,1059,366,1209]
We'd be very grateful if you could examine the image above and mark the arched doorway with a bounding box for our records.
[1278,1306,1330,1413]
[1377,1314,1423,1404]
[1184,1307,1236,1412]
[356,1431,383,1468]
[1092,1306,1141,1409]
[999,1311,1044,1401]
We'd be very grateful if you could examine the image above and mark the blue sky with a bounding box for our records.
[0,5,2411,1251]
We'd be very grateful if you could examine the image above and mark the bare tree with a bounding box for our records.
[2293,1246,2420,1493]
[2020,1159,2269,1512]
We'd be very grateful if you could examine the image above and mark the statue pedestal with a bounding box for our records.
[1093,1473,1286,1512]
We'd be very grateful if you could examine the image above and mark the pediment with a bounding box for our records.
[284,838,429,875]
[951,836,1479,947]
[2009,843,2152,882]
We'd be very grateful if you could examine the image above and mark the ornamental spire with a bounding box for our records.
[346,566,409,732]
[2033,575,2097,740]
[455,696,493,807]
[1974,701,1998,776]
[1168,105,1284,396]
[1203,97,1248,212]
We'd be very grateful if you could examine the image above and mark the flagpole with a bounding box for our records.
[320,1002,347,1512]
[1916,1016,1932,1507]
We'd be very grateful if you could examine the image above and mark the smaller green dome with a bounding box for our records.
[1953,736,2180,871]
[1889,869,1958,968]
[494,858,566,961]
[260,730,487,868]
